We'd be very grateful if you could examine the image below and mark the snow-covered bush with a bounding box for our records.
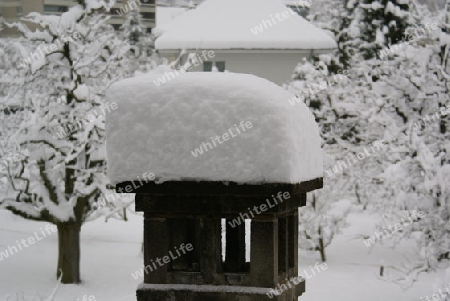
[287,56,383,259]
[367,4,450,288]
[299,190,351,262]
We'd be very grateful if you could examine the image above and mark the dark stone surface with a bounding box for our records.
[136,282,305,301]
[116,178,323,195]
[127,180,318,301]
[135,194,306,216]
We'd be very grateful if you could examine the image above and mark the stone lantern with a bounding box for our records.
[105,70,323,301]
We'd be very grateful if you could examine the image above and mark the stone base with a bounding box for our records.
[136,283,305,301]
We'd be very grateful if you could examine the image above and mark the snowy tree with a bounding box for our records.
[0,0,131,283]
[287,56,386,259]
[119,6,158,73]
[299,160,352,262]
[299,0,450,286]
[309,0,361,70]
[358,0,415,59]
[368,4,450,287]
[0,38,29,177]
[284,0,447,281]
[120,7,145,45]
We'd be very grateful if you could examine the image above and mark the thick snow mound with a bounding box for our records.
[155,0,337,50]
[106,70,322,184]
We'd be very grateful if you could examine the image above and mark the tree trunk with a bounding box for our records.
[318,226,327,262]
[57,222,81,284]
[123,208,128,221]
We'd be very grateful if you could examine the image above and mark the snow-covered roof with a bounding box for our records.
[156,6,189,28]
[283,0,311,6]
[155,0,337,50]
[106,68,323,184]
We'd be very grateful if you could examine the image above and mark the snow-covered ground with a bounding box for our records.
[0,209,436,301]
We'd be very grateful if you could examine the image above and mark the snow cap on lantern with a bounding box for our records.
[105,68,323,185]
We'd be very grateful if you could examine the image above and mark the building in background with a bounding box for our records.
[0,0,156,37]
[155,0,336,86]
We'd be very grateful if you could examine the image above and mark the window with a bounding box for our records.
[140,12,155,21]
[203,61,213,72]
[215,61,225,72]
[111,24,121,31]
[44,5,68,13]
[203,61,225,72]
[111,9,122,16]
[16,6,22,16]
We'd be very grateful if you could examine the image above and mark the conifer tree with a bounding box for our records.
[359,0,415,59]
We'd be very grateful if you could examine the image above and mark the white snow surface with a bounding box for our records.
[0,210,438,301]
[105,70,323,184]
[155,0,337,50]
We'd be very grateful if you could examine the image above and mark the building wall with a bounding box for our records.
[0,0,45,37]
[0,0,156,37]
[163,51,316,86]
